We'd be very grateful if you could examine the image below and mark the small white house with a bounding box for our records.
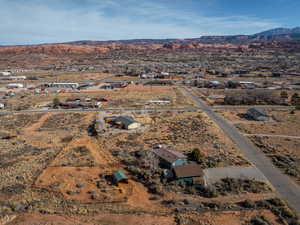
[0,76,26,81]
[147,100,171,105]
[6,83,24,89]
[0,71,11,76]
[0,103,4,109]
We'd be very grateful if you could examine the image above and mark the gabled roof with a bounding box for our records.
[173,164,204,178]
[152,148,186,163]
[114,116,140,127]
[248,108,268,117]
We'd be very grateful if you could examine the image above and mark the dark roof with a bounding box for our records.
[114,116,140,127]
[173,164,204,178]
[247,108,268,117]
[152,148,186,163]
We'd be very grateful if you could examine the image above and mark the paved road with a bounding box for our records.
[0,107,199,115]
[243,133,300,139]
[213,105,295,110]
[182,87,300,215]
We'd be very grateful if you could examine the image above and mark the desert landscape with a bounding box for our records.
[0,3,300,223]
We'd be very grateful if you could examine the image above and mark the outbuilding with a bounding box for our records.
[247,108,269,121]
[112,170,128,185]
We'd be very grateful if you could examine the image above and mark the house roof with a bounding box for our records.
[248,108,268,117]
[113,170,128,182]
[173,164,204,178]
[152,148,186,163]
[114,116,140,127]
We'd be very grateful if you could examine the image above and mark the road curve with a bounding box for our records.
[182,87,300,215]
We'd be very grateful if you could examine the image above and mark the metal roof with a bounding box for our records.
[248,108,268,117]
[173,164,204,178]
[113,170,128,182]
[114,116,139,127]
[152,148,186,163]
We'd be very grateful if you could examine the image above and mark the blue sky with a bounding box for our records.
[0,0,299,45]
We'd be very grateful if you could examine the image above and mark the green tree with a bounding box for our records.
[295,98,300,110]
[190,148,205,163]
[280,91,288,99]
[291,93,300,109]
[53,98,61,109]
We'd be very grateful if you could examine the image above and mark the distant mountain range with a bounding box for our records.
[63,27,300,46]
[1,27,300,68]
[255,27,300,36]
[1,27,300,48]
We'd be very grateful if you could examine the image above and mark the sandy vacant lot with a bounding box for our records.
[3,86,195,110]
[236,110,300,136]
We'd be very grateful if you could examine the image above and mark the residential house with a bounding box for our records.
[247,108,269,121]
[144,80,174,86]
[173,164,204,186]
[106,81,128,88]
[0,71,11,76]
[100,84,114,90]
[152,148,188,168]
[239,81,256,89]
[114,116,141,130]
[42,82,79,89]
[6,83,24,89]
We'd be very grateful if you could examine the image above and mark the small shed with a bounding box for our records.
[247,108,269,121]
[114,116,141,130]
[112,170,128,184]
[173,164,204,185]
[152,148,188,168]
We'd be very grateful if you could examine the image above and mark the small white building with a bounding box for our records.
[147,100,171,105]
[0,71,11,76]
[0,76,26,80]
[6,83,24,89]
[0,103,4,109]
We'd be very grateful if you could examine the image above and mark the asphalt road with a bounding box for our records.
[182,87,300,215]
[213,105,295,110]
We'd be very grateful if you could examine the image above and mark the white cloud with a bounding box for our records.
[0,0,282,44]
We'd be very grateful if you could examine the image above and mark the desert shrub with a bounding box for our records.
[241,200,256,208]
[1,184,26,195]
[224,90,282,105]
[52,98,61,108]
[61,136,73,143]
[248,216,271,225]
[213,178,271,196]
[74,146,89,156]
